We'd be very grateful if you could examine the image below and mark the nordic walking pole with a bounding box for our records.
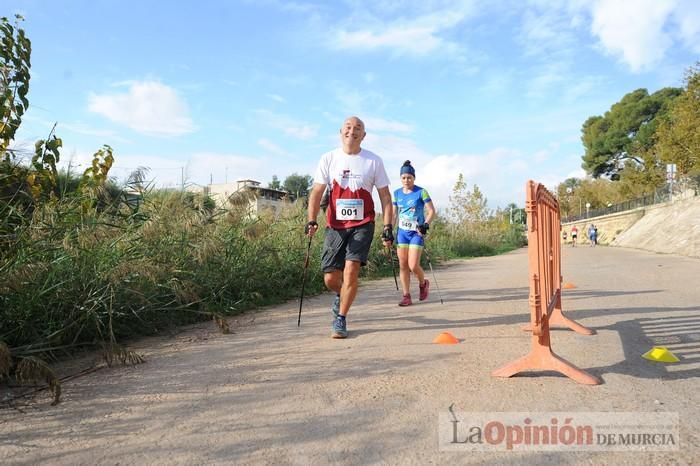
[389,246,399,290]
[423,247,444,304]
[297,235,313,327]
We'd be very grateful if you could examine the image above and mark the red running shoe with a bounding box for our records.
[398,294,412,306]
[419,279,430,301]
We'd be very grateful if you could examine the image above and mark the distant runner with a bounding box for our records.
[589,224,597,247]
[392,160,436,306]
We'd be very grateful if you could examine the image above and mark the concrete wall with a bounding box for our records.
[206,183,236,207]
[610,196,700,258]
[562,196,700,258]
[562,209,644,246]
[200,182,290,215]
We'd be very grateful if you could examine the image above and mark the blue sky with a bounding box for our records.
[6,0,700,209]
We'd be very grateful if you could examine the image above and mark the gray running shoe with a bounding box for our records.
[332,316,348,339]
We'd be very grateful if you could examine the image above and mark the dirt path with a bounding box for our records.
[2,246,698,465]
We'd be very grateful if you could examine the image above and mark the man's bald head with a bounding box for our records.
[340,116,366,155]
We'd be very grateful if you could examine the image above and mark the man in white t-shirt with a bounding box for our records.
[306,116,394,339]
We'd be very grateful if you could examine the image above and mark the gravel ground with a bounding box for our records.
[1,246,698,465]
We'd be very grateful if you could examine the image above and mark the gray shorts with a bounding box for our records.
[321,222,375,273]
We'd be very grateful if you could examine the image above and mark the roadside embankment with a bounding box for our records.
[563,195,700,258]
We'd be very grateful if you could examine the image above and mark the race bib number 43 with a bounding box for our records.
[336,199,364,221]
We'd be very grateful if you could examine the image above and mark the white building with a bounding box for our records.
[204,179,291,216]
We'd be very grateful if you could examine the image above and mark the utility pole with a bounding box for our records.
[181,166,184,191]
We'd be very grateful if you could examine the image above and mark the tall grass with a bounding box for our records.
[1,186,524,363]
[2,192,315,356]
[0,182,526,404]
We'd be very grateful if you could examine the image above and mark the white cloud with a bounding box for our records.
[562,75,607,102]
[23,116,131,143]
[673,0,700,53]
[588,0,676,72]
[55,145,267,189]
[421,148,526,211]
[480,72,514,95]
[59,121,130,143]
[364,116,414,134]
[246,0,320,15]
[333,86,389,115]
[565,167,588,180]
[513,0,594,61]
[254,109,319,140]
[57,149,185,186]
[258,138,291,157]
[526,62,568,98]
[266,93,287,103]
[515,1,700,78]
[519,7,575,57]
[363,133,428,168]
[533,150,550,164]
[187,152,267,186]
[329,6,474,57]
[364,131,589,209]
[335,26,443,56]
[88,81,195,136]
[364,132,531,208]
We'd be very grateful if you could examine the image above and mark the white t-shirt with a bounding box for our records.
[314,148,390,229]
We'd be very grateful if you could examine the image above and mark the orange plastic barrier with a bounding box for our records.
[492,181,601,385]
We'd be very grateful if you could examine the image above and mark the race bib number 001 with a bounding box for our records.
[399,216,418,231]
[336,199,364,221]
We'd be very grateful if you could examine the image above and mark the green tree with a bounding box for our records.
[0,15,31,161]
[556,177,633,218]
[283,173,312,199]
[268,175,281,190]
[448,173,469,224]
[555,178,582,218]
[1,16,64,203]
[448,173,488,225]
[504,202,525,224]
[654,63,700,180]
[616,159,665,198]
[581,87,682,179]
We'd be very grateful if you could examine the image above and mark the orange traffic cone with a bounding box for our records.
[433,332,459,344]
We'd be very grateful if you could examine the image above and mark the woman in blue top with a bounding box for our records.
[392,160,436,306]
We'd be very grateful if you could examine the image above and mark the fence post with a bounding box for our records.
[492,180,601,385]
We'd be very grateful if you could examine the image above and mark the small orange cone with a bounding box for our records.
[433,332,459,344]
[562,282,577,289]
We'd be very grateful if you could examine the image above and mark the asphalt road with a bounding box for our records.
[2,246,698,465]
